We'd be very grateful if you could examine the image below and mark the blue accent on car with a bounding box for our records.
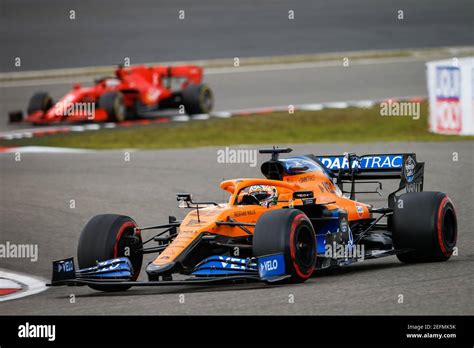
[316,210,338,254]
[52,257,76,282]
[279,156,325,174]
[404,156,416,183]
[315,210,354,256]
[317,155,403,171]
[192,255,258,277]
[258,253,286,279]
[76,257,133,280]
[192,268,254,276]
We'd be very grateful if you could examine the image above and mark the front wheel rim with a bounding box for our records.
[294,224,315,268]
[200,88,213,112]
[442,207,456,250]
[114,96,125,121]
[114,225,142,280]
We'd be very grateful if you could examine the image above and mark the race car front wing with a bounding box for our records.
[48,250,411,288]
[47,255,291,288]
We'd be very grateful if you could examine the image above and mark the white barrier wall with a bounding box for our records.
[426,57,474,135]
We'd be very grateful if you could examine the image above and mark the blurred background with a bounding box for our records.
[1,0,473,71]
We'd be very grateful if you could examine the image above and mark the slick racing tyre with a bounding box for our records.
[253,209,316,283]
[78,214,143,292]
[27,92,54,115]
[98,92,126,122]
[392,192,457,263]
[181,83,213,115]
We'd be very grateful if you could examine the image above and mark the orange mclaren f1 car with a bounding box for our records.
[49,147,458,291]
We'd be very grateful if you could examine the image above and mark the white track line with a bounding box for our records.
[0,56,433,88]
[0,96,426,141]
[191,114,210,120]
[299,103,324,111]
[211,111,232,118]
[323,102,349,109]
[84,124,101,130]
[204,56,429,75]
[172,115,190,122]
[0,146,94,153]
[349,100,376,108]
[0,278,22,291]
[0,269,48,302]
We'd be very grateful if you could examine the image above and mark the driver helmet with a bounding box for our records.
[248,185,278,207]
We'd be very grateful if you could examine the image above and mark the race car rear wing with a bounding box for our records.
[307,153,424,204]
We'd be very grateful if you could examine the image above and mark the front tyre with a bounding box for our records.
[253,209,316,283]
[77,214,143,291]
[393,192,457,263]
[27,92,54,115]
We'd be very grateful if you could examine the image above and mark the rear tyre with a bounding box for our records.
[98,92,126,122]
[253,209,316,283]
[181,83,213,115]
[77,214,143,292]
[393,192,457,263]
[27,92,53,114]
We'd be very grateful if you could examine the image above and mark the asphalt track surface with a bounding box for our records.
[1,142,473,315]
[0,56,439,131]
[1,0,473,71]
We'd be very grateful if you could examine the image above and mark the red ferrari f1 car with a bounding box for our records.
[8,65,214,124]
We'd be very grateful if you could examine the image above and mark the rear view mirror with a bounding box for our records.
[177,193,192,208]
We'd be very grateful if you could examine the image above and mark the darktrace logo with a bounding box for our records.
[404,156,416,183]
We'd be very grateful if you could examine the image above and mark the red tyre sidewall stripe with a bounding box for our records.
[113,221,139,280]
[437,197,453,257]
[290,214,314,279]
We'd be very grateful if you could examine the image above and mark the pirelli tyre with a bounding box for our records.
[98,92,126,122]
[27,92,54,115]
[77,214,143,292]
[181,83,214,115]
[392,192,457,263]
[253,209,316,283]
